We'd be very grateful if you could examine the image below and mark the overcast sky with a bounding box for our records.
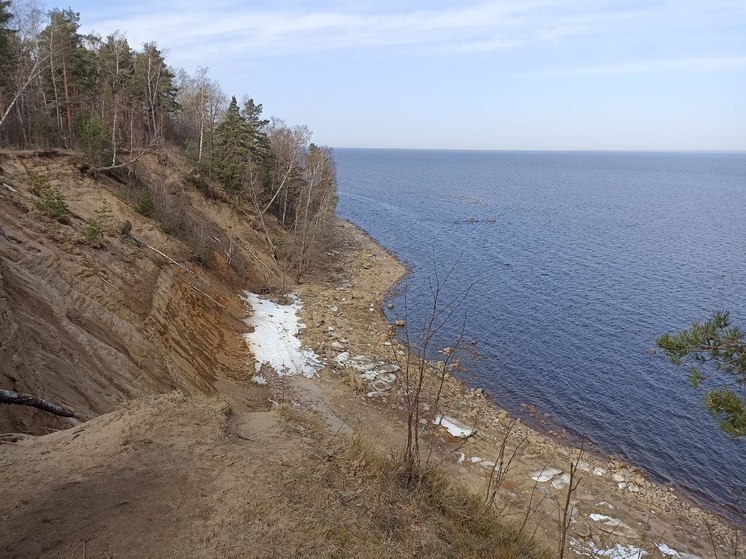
[43,0,746,150]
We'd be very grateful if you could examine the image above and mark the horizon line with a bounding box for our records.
[331,146,746,154]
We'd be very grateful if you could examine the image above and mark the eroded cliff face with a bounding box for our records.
[0,150,281,433]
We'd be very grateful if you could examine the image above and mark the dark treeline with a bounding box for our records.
[0,1,337,277]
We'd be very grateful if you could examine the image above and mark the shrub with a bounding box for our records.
[136,188,155,217]
[84,219,103,247]
[95,200,114,235]
[30,172,70,224]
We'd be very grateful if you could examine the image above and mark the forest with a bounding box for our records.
[0,1,337,277]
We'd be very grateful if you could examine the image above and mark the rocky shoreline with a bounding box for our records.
[280,218,743,558]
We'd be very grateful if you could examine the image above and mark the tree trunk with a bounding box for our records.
[0,389,78,418]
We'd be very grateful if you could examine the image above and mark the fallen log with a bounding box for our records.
[0,389,79,418]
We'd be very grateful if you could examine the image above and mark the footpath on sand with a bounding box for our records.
[242,218,743,559]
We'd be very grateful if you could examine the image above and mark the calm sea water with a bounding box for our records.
[334,148,746,517]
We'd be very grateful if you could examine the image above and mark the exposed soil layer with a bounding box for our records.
[0,150,742,558]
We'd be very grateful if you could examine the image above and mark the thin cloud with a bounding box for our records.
[78,1,746,67]
[81,1,627,56]
[531,56,746,78]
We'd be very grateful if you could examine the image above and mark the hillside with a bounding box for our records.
[0,149,283,434]
[0,149,559,558]
[0,149,742,558]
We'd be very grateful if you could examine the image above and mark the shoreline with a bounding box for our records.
[348,218,738,523]
[296,216,743,557]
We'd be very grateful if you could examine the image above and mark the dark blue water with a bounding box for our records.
[335,148,746,517]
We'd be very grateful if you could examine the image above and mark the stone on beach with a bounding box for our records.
[529,466,563,482]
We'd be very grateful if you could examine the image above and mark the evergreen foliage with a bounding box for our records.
[657,311,746,436]
[0,3,337,276]
[0,1,14,90]
[212,96,250,193]
[30,173,70,224]
[84,218,104,247]
[136,188,155,217]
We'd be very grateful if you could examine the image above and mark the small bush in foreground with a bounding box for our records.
[84,218,104,247]
[136,188,155,217]
[30,172,70,224]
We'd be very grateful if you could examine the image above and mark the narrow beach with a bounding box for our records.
[280,218,744,558]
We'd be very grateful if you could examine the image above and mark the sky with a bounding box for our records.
[37,0,746,150]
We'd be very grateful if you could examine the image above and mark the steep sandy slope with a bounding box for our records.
[0,150,275,433]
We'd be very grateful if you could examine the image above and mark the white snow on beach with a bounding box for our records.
[242,292,321,378]
[433,415,474,438]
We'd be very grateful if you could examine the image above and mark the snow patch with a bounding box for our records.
[252,375,268,385]
[433,415,474,438]
[657,544,679,557]
[571,539,647,559]
[242,292,321,378]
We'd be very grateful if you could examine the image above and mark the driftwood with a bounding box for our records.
[0,389,79,418]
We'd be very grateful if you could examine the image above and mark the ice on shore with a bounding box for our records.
[529,467,563,482]
[243,292,321,378]
[571,539,647,559]
[433,415,474,438]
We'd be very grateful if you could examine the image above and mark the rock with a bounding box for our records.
[598,501,615,510]
[456,453,466,464]
[395,319,406,327]
[387,303,394,309]
[593,467,607,477]
[588,514,639,540]
[572,522,592,538]
[366,390,386,399]
[334,352,350,365]
[552,473,572,490]
[378,364,401,374]
[469,457,483,464]
[479,461,497,470]
[529,467,563,482]
[331,341,346,350]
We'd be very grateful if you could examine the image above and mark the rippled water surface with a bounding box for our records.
[335,148,746,515]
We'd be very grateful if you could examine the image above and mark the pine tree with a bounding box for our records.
[0,1,14,92]
[39,9,91,146]
[213,96,250,194]
[658,311,746,437]
[131,42,178,144]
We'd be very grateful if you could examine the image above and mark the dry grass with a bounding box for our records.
[267,410,551,559]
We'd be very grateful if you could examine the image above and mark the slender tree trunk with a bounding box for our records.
[48,33,63,143]
[62,56,73,145]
